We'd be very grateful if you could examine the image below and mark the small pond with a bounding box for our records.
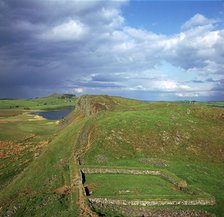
[32,106,74,120]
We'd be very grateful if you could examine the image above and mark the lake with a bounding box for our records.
[32,106,74,120]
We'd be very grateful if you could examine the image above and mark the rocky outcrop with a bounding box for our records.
[76,95,116,116]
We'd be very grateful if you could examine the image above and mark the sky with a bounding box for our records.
[0,0,224,101]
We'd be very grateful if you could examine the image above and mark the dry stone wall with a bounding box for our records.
[81,168,177,185]
[89,197,216,206]
[92,203,216,217]
[82,167,216,208]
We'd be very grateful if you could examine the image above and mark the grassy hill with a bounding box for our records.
[0,93,77,109]
[76,95,224,216]
[0,94,224,216]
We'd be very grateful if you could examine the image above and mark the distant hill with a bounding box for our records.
[0,93,77,109]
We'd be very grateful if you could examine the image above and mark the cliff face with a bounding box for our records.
[76,95,116,116]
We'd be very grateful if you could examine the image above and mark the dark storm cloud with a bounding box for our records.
[191,80,204,83]
[91,73,126,82]
[191,78,224,84]
[206,78,224,83]
[0,1,223,100]
[211,79,224,90]
[70,81,123,88]
[0,0,131,98]
[206,78,217,83]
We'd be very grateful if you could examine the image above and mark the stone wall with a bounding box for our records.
[81,168,161,175]
[92,203,216,217]
[82,167,216,208]
[81,168,177,185]
[89,197,216,206]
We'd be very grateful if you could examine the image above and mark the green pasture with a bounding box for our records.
[86,173,206,200]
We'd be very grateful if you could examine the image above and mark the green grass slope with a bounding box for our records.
[0,110,87,216]
[77,95,224,216]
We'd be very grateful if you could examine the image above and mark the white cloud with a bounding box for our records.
[156,80,178,91]
[182,13,216,30]
[151,80,193,92]
[73,88,84,93]
[101,7,124,28]
[33,5,224,77]
[39,19,87,41]
[176,92,199,98]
